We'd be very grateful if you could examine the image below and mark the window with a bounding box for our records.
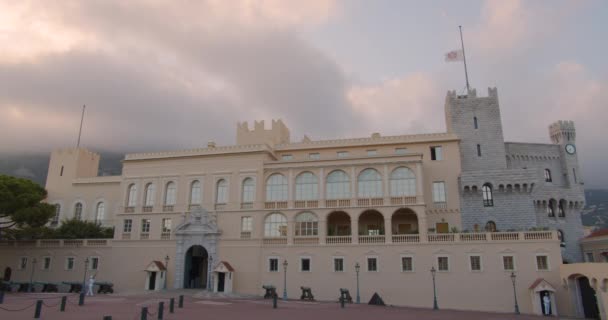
[573,168,577,183]
[95,202,105,222]
[557,230,564,243]
[141,219,151,233]
[265,174,288,201]
[241,178,255,203]
[295,172,319,200]
[333,257,344,272]
[474,116,478,129]
[162,218,171,233]
[268,257,279,272]
[585,252,594,262]
[337,151,349,158]
[469,256,482,271]
[437,256,449,271]
[241,216,252,232]
[485,221,497,232]
[401,256,413,272]
[309,153,320,160]
[300,257,311,272]
[264,213,287,237]
[123,219,132,233]
[164,182,176,205]
[367,257,378,272]
[216,179,228,204]
[295,212,318,236]
[74,202,83,220]
[544,169,552,182]
[326,170,350,199]
[127,184,137,207]
[90,257,99,270]
[432,182,446,203]
[367,150,377,156]
[66,257,75,271]
[19,257,28,270]
[502,256,515,271]
[547,199,556,217]
[282,154,293,160]
[482,184,493,207]
[144,183,155,206]
[390,167,416,197]
[430,146,443,161]
[395,147,408,154]
[358,168,383,198]
[536,255,549,271]
[477,144,482,157]
[558,200,566,217]
[190,180,201,205]
[43,257,51,270]
[52,204,61,225]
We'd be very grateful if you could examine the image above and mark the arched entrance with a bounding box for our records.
[577,276,600,319]
[391,208,418,234]
[184,245,208,289]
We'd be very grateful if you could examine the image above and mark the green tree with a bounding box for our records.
[0,175,55,237]
[52,219,114,239]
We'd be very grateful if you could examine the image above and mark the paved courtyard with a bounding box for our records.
[0,291,571,320]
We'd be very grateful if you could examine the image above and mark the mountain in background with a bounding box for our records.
[1,152,607,229]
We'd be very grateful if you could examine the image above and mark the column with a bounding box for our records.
[318,219,326,245]
[416,162,424,204]
[416,208,428,243]
[319,168,325,205]
[384,217,392,244]
[287,216,294,245]
[350,167,357,205]
[351,211,359,244]
[383,164,390,202]
[288,169,294,208]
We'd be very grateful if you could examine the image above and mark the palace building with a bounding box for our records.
[1,87,604,318]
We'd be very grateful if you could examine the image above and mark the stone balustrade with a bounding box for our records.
[0,239,112,248]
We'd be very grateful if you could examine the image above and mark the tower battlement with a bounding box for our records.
[236,119,290,146]
[549,120,576,144]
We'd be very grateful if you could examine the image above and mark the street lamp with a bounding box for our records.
[82,258,89,292]
[164,255,170,289]
[282,260,288,301]
[510,272,520,314]
[29,258,37,292]
[355,262,361,304]
[430,266,438,310]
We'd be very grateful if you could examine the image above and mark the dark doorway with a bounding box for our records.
[149,272,156,290]
[184,245,208,289]
[217,273,225,292]
[578,277,599,319]
[539,290,551,315]
[3,267,11,281]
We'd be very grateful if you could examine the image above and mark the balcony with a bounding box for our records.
[293,236,319,245]
[122,233,131,240]
[240,202,253,209]
[240,231,252,239]
[163,205,174,212]
[358,235,385,244]
[124,206,135,213]
[215,203,227,211]
[264,201,288,209]
[140,233,149,240]
[0,239,112,248]
[390,196,418,206]
[294,200,319,209]
[262,237,287,245]
[325,199,351,208]
[392,234,420,243]
[142,206,153,213]
[188,204,201,211]
[357,198,384,207]
[325,236,352,244]
[161,232,171,240]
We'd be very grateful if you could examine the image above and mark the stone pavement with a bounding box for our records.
[0,291,575,319]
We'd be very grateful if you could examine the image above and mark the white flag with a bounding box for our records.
[445,49,464,62]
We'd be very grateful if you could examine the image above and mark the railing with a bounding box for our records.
[122,233,131,240]
[161,232,171,240]
[124,206,135,213]
[390,196,418,205]
[428,234,455,242]
[87,239,109,246]
[240,202,253,209]
[325,199,352,208]
[359,235,385,244]
[491,232,519,241]
[293,236,319,245]
[459,233,487,241]
[432,202,447,209]
[357,198,384,207]
[524,231,553,240]
[294,200,319,208]
[262,237,287,245]
[214,203,226,210]
[163,205,174,212]
[142,206,153,212]
[264,201,289,209]
[63,240,84,247]
[240,231,252,239]
[140,233,150,240]
[1,239,113,247]
[392,234,420,243]
[326,236,352,244]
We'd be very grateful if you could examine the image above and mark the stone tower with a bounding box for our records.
[549,121,582,187]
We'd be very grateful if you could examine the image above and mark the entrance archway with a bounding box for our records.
[184,245,208,289]
[577,276,600,319]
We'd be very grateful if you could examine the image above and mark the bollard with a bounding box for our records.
[0,290,4,304]
[272,294,277,309]
[169,298,174,313]
[340,296,345,308]
[140,307,148,320]
[60,296,67,311]
[103,317,112,320]
[79,292,85,306]
[178,295,184,308]
[34,300,43,319]
[157,301,164,320]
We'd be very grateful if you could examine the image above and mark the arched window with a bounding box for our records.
[295,212,318,236]
[164,182,176,205]
[326,170,350,199]
[482,184,493,207]
[190,180,201,205]
[558,199,566,217]
[295,172,318,200]
[216,179,228,204]
[485,221,497,232]
[557,229,564,243]
[95,202,105,222]
[544,169,552,182]
[52,204,61,225]
[547,199,556,217]
[264,213,287,237]
[389,167,416,197]
[74,203,83,220]
[144,183,155,207]
[241,178,255,203]
[358,168,382,198]
[474,116,478,129]
[126,184,137,207]
[265,174,288,201]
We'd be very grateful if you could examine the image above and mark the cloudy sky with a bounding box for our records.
[0,0,606,187]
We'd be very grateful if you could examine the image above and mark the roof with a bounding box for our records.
[145,261,166,271]
[217,261,235,272]
[586,228,608,239]
[528,278,555,292]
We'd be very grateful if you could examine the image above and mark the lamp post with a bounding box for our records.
[82,258,89,290]
[282,260,288,301]
[29,258,37,292]
[355,262,361,304]
[164,255,170,289]
[510,272,520,314]
[430,266,438,310]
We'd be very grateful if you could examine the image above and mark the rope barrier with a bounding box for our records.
[0,301,37,312]
[42,299,62,308]
[7,293,76,300]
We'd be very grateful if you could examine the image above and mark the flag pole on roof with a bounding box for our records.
[76,104,86,148]
[459,25,471,93]
[445,26,471,94]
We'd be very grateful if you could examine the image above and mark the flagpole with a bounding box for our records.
[459,26,470,93]
[76,105,86,148]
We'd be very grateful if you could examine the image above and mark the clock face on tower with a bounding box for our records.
[565,144,576,155]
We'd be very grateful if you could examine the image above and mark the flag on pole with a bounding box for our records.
[444,49,464,62]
